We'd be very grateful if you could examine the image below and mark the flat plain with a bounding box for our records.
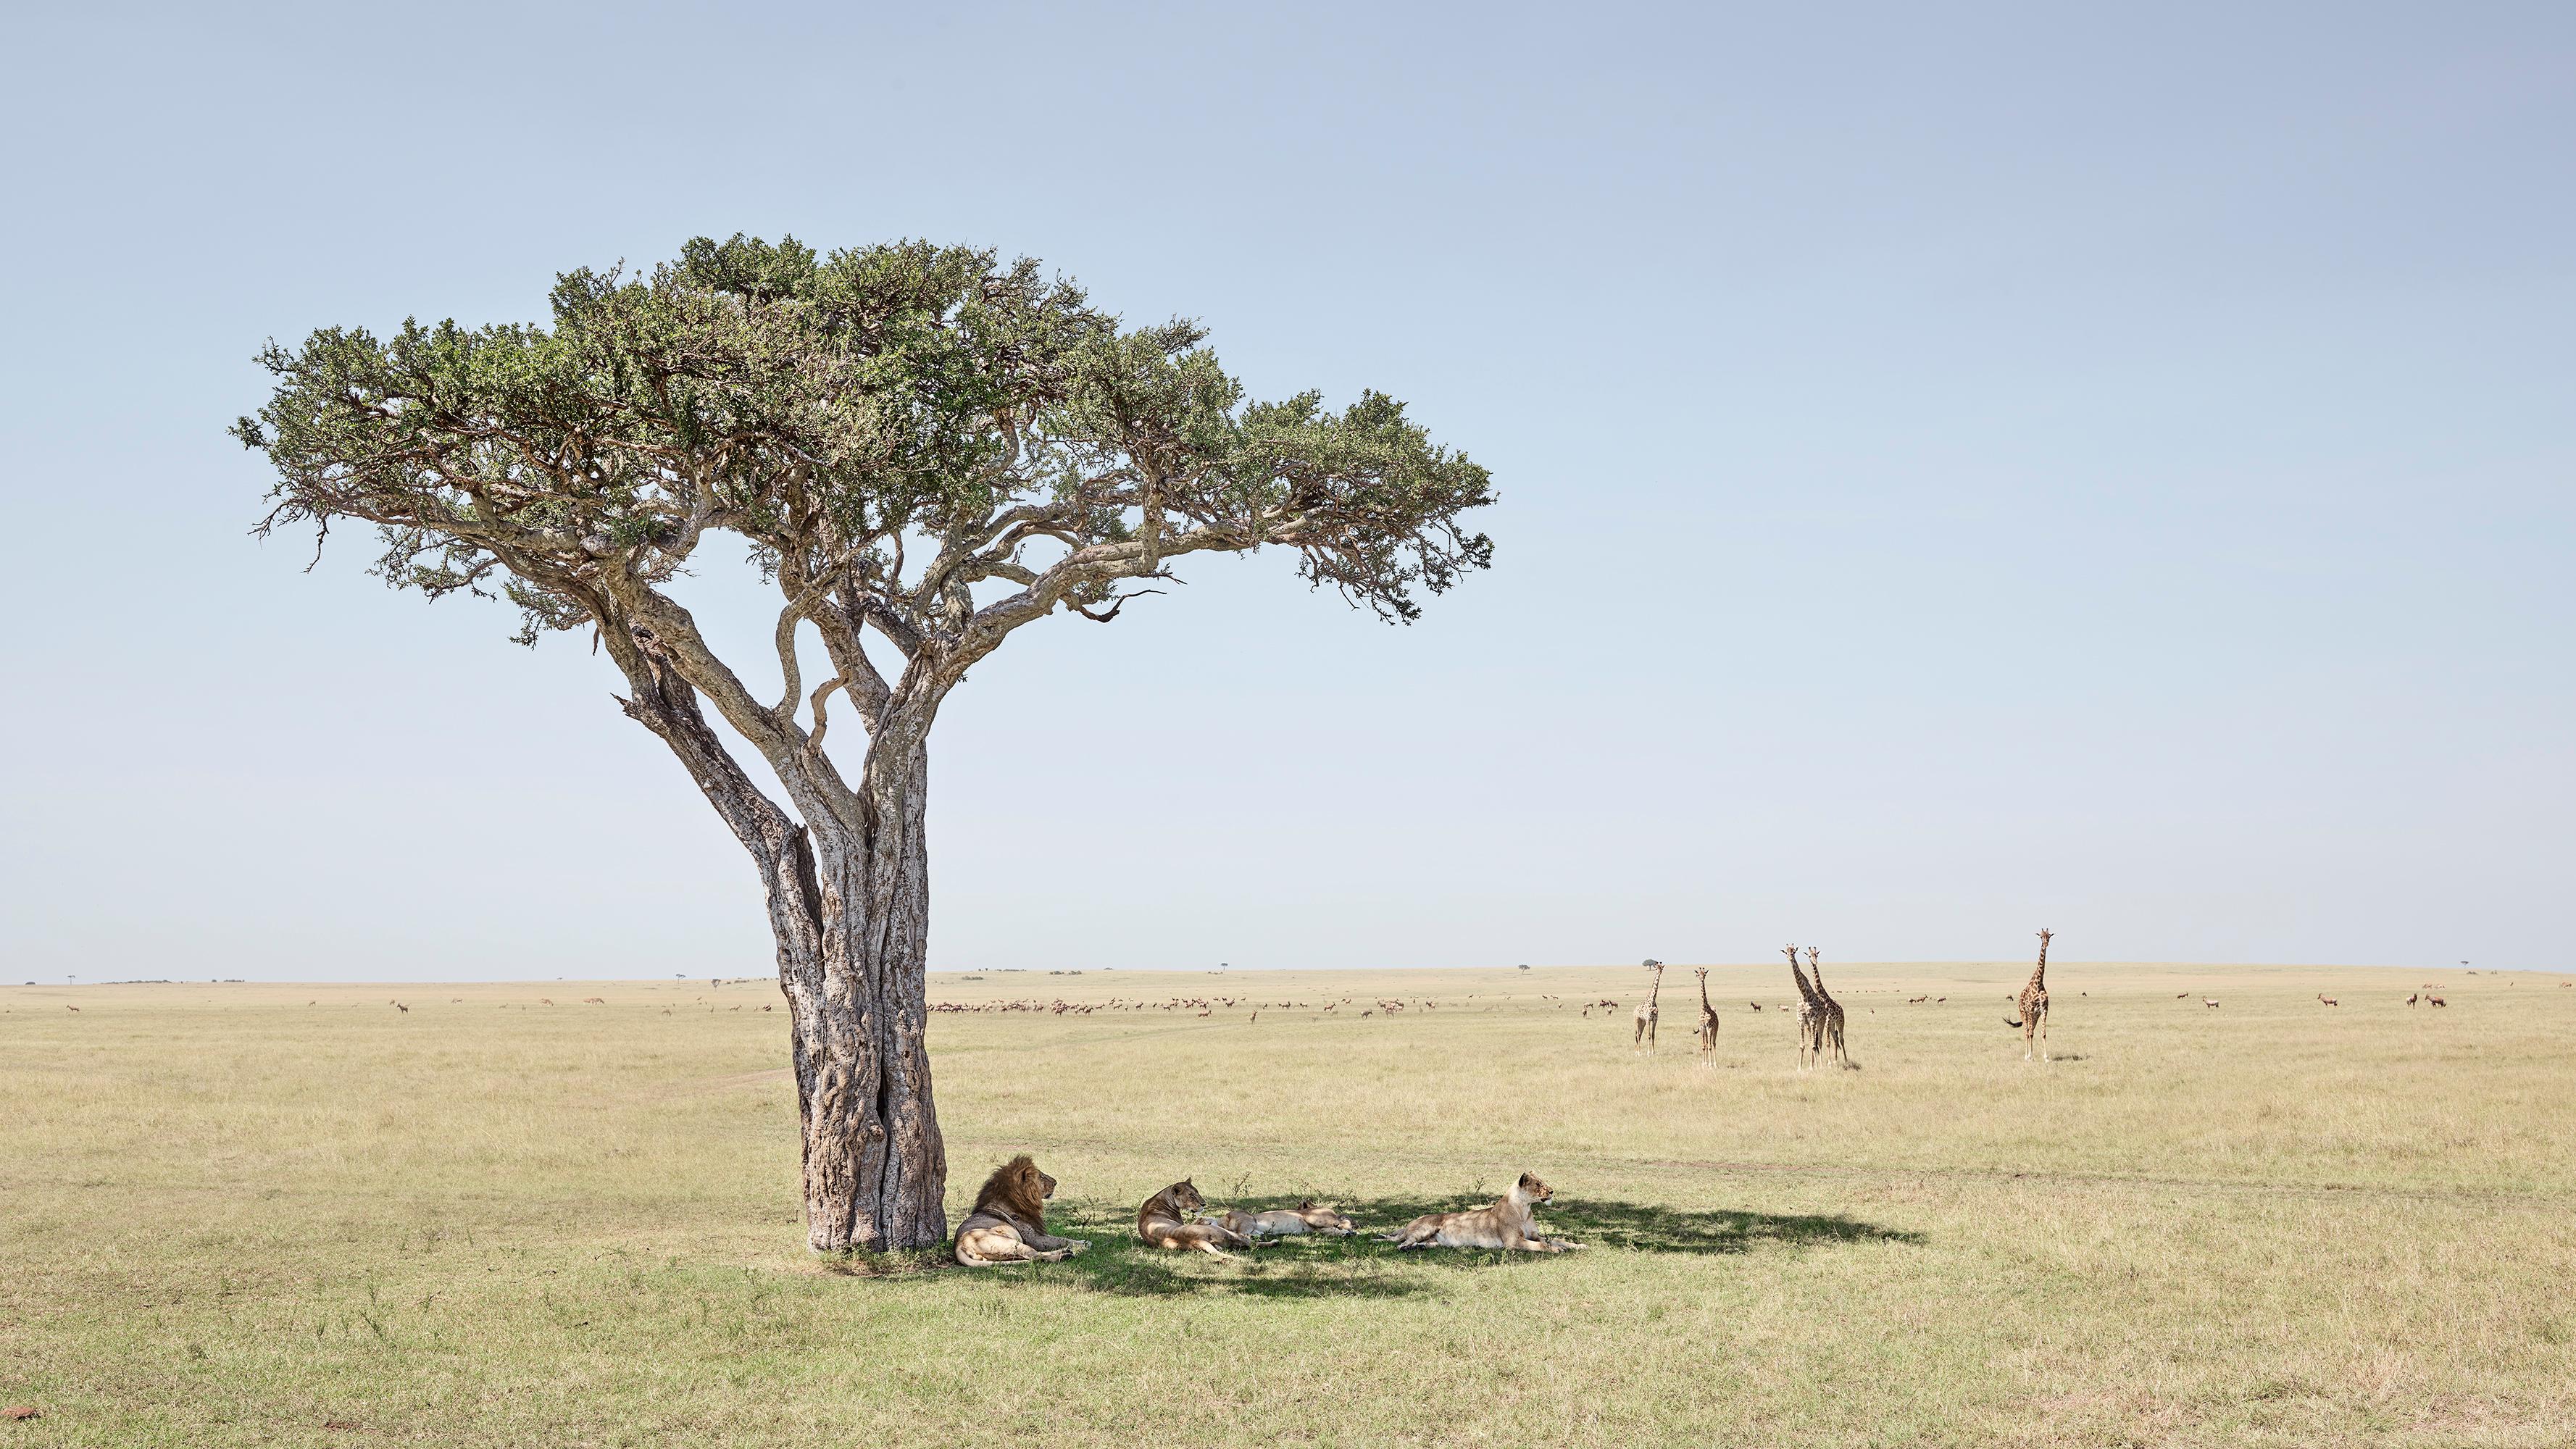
[4,961,2571,1448]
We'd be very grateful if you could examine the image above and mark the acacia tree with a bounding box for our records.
[236,235,1493,1251]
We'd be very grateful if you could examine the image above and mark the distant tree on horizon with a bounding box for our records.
[235,235,1494,1252]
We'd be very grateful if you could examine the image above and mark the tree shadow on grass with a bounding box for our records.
[1031,1195,1920,1298]
[1538,1197,1923,1256]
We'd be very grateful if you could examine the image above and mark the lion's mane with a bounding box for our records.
[974,1154,1050,1230]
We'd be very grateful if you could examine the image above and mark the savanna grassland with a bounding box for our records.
[4,961,2571,1448]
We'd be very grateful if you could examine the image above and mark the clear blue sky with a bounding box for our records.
[2,3,2568,981]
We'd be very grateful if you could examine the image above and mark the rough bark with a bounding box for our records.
[607,611,946,1253]
[788,740,946,1252]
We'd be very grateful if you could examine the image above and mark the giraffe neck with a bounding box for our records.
[1699,976,1712,1012]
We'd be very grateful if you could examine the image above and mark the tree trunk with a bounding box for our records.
[610,627,948,1254]
[783,740,946,1253]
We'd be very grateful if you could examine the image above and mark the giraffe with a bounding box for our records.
[1806,946,1848,1067]
[1633,959,1665,1051]
[2005,928,2052,1061]
[1692,966,1719,1059]
[1784,943,1822,1069]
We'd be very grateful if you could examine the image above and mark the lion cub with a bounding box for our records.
[1137,1179,1251,1258]
[1204,1199,1359,1240]
[952,1156,1091,1266]
[1383,1172,1584,1252]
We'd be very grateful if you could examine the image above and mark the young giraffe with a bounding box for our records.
[1633,959,1666,1051]
[1692,966,1719,1060]
[1806,946,1848,1067]
[1784,943,1822,1069]
[2004,928,2053,1061]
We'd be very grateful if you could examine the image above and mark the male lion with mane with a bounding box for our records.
[952,1155,1091,1266]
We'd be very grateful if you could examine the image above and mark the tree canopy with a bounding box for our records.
[237,235,1493,696]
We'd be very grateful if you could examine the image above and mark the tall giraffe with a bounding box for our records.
[2005,928,2053,1061]
[1692,966,1719,1059]
[1784,943,1822,1069]
[1633,959,1665,1051]
[1806,946,1848,1068]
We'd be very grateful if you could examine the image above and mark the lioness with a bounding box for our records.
[1137,1179,1251,1258]
[952,1155,1091,1266]
[1204,1199,1359,1239]
[1381,1172,1584,1252]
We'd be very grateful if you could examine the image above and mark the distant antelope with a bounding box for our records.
[2427,995,2447,1007]
[2408,993,2418,1007]
[2201,998,2220,1009]
[393,1001,409,1013]
[583,996,605,1005]
[2317,993,2338,1006]
[64,1005,79,1013]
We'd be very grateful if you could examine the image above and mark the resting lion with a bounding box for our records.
[951,1156,1090,1266]
[1381,1172,1584,1252]
[1204,1199,1358,1240]
[1137,1179,1251,1258]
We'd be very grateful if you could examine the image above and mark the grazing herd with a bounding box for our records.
[931,994,1442,1018]
[952,1157,1580,1268]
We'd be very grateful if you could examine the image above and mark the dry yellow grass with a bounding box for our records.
[3,961,2571,1446]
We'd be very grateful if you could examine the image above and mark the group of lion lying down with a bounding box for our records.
[954,1158,1585,1266]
